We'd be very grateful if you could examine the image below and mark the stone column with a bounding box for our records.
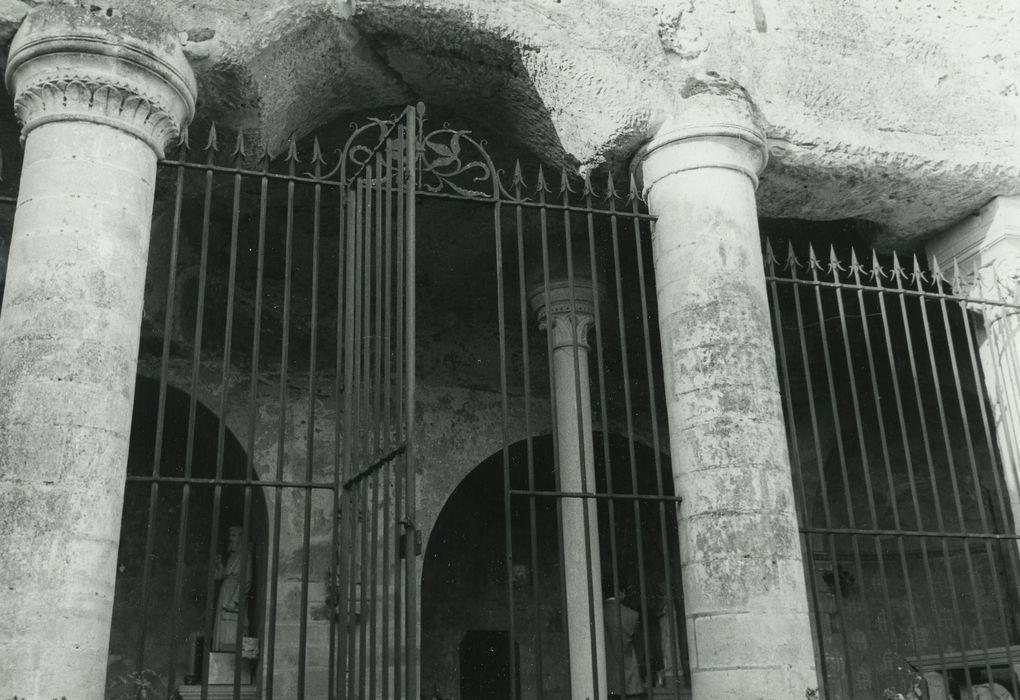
[927,197,1020,551]
[530,277,607,700]
[0,7,196,697]
[631,94,817,698]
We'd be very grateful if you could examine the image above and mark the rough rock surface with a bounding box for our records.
[5,0,1019,243]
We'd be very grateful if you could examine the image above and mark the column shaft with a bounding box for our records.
[0,7,195,697]
[0,120,157,696]
[552,340,606,700]
[638,118,817,698]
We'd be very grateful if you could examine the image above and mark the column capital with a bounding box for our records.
[529,278,598,350]
[6,6,197,158]
[927,196,1020,304]
[631,97,768,198]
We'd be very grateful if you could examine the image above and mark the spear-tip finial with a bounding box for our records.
[232,130,247,158]
[930,253,945,287]
[286,135,300,163]
[582,170,594,197]
[312,136,326,166]
[536,164,549,193]
[869,250,886,282]
[512,160,525,190]
[827,245,845,278]
[178,125,191,150]
[628,171,640,202]
[849,247,864,278]
[891,251,906,281]
[951,258,965,296]
[205,122,219,152]
[910,253,927,285]
[559,166,575,195]
[605,170,619,200]
[784,241,801,271]
[807,243,823,273]
[764,238,777,268]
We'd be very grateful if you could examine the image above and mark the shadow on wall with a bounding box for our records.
[421,434,685,700]
[105,376,269,699]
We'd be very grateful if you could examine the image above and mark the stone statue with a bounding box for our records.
[213,526,252,652]
[604,593,643,698]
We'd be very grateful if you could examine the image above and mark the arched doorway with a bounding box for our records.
[421,434,686,700]
[105,376,269,698]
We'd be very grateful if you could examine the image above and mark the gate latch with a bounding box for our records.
[397,519,422,558]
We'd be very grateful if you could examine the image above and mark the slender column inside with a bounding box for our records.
[0,7,195,696]
[633,98,818,698]
[530,277,607,700]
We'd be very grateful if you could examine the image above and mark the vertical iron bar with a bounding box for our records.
[168,140,214,694]
[911,263,978,688]
[338,188,358,700]
[495,171,518,700]
[891,255,956,684]
[381,136,395,700]
[765,244,831,687]
[137,156,186,676]
[329,174,348,700]
[536,167,572,690]
[297,155,323,698]
[631,194,677,693]
[266,149,297,700]
[403,104,419,700]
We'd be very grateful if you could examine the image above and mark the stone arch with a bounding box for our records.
[106,375,270,696]
[419,432,680,700]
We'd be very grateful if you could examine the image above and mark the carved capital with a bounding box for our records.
[6,7,197,157]
[529,278,598,350]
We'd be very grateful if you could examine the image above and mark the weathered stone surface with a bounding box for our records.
[4,0,1009,242]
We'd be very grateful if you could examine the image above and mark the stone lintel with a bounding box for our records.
[6,5,197,157]
[926,196,1020,300]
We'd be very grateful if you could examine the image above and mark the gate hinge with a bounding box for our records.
[397,519,422,558]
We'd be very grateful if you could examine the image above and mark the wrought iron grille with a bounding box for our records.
[411,116,686,700]
[766,240,1020,699]
[102,102,681,700]
[113,107,417,700]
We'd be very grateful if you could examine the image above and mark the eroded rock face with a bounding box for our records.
[4,0,1019,244]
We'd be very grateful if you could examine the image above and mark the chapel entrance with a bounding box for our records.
[421,436,684,700]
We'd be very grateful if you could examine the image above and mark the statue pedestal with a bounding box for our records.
[207,651,254,684]
[176,686,257,700]
[176,652,256,699]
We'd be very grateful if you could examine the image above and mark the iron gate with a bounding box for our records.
[112,107,418,700]
[766,240,1020,699]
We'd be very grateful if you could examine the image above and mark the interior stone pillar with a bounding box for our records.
[530,277,607,700]
[0,7,196,697]
[632,95,817,699]
[927,197,1020,554]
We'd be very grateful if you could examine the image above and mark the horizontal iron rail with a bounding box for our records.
[801,525,1020,541]
[766,273,1020,311]
[124,474,336,490]
[416,188,658,219]
[507,488,683,504]
[158,158,347,186]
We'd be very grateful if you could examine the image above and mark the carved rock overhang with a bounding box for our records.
[0,0,1015,248]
